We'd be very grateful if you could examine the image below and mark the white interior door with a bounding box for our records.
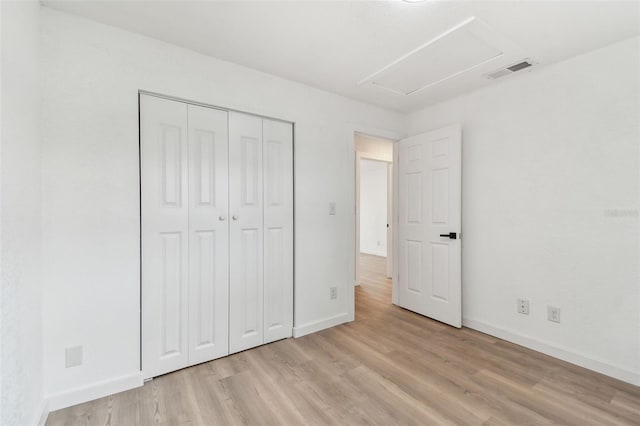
[141,95,190,378]
[263,119,294,344]
[398,125,462,328]
[187,104,229,365]
[229,112,264,354]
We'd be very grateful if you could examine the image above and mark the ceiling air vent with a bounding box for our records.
[487,59,534,79]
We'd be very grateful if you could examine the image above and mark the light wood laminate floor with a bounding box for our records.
[48,254,640,425]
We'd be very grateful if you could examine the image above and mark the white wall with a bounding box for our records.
[0,1,45,424]
[406,36,640,384]
[40,7,403,408]
[359,159,388,257]
[21,3,639,414]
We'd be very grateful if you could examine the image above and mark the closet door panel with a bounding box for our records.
[141,95,189,379]
[263,119,294,343]
[187,104,229,365]
[229,112,264,354]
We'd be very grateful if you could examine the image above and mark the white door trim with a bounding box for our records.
[392,142,399,306]
[355,152,392,285]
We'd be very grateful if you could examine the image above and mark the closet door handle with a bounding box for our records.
[219,215,226,221]
[232,215,239,221]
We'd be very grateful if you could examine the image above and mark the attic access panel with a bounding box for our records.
[359,17,525,97]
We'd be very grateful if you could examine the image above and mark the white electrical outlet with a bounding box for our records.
[548,306,561,323]
[329,202,337,215]
[330,286,338,300]
[517,299,529,315]
[65,345,83,368]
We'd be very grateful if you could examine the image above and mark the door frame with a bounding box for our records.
[355,153,392,282]
[346,125,403,322]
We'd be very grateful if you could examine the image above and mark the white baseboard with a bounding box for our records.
[293,313,350,338]
[34,398,49,426]
[463,318,640,386]
[359,249,386,257]
[47,372,143,412]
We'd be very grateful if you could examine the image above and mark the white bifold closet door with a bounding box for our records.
[228,112,293,354]
[262,119,294,344]
[186,104,229,365]
[141,95,229,378]
[141,96,189,378]
[228,112,264,353]
[142,95,293,378]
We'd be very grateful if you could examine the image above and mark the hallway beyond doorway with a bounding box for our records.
[357,254,391,308]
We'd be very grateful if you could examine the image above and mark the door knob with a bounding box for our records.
[439,232,457,239]
[219,215,226,221]
[232,215,239,221]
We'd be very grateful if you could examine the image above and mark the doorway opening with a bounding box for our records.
[355,133,394,305]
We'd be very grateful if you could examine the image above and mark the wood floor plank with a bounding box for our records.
[47,254,640,425]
